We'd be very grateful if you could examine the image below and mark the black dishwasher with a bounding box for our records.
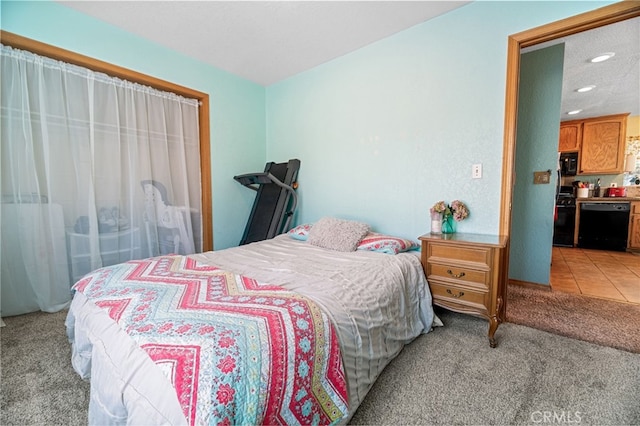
[578,202,630,251]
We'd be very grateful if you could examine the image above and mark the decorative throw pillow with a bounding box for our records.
[307,217,370,252]
[287,223,312,241]
[357,232,420,255]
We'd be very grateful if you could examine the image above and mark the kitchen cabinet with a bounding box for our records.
[558,113,628,174]
[578,113,628,175]
[418,233,508,348]
[628,202,640,250]
[558,121,581,152]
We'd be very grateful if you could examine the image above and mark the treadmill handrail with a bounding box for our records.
[233,172,273,190]
[234,159,300,245]
[263,173,298,230]
[234,172,297,203]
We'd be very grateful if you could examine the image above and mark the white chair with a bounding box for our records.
[141,180,194,257]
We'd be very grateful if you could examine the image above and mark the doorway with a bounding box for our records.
[500,2,640,284]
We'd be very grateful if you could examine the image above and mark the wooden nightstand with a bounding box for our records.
[419,233,508,348]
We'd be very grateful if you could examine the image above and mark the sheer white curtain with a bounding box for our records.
[1,45,202,317]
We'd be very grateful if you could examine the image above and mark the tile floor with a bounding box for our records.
[551,246,640,305]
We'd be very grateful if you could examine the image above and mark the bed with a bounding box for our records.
[66,221,439,425]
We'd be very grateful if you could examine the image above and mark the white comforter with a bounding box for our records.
[192,235,438,420]
[67,234,437,424]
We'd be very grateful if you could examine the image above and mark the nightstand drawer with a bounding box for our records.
[428,263,488,290]
[429,281,488,309]
[429,243,491,267]
[419,232,508,348]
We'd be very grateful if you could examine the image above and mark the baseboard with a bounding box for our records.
[508,279,552,291]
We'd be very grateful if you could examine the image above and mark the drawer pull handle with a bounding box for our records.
[446,289,465,298]
[446,269,466,278]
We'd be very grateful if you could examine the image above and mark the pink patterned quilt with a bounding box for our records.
[72,254,349,425]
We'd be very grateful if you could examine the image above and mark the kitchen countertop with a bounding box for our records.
[575,197,640,202]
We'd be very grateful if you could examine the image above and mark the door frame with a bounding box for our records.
[499,2,640,281]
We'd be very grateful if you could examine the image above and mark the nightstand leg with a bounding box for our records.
[488,296,504,348]
[488,317,499,348]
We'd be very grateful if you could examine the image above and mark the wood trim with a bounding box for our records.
[499,2,640,239]
[508,279,552,291]
[563,112,632,126]
[0,31,207,100]
[498,36,521,238]
[513,1,640,49]
[198,99,213,252]
[1,30,213,251]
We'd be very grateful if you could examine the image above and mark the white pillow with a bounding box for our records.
[307,217,370,252]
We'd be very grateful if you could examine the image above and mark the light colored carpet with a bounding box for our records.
[350,307,640,425]
[1,310,89,426]
[2,308,639,425]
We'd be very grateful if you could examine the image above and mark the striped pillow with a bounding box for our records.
[288,225,418,255]
[287,223,312,240]
[356,232,419,255]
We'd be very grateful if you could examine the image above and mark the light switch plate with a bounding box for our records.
[533,171,551,184]
[472,164,482,179]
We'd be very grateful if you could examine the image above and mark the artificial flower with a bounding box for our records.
[431,200,470,222]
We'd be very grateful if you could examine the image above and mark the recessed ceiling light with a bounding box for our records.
[576,85,596,93]
[590,52,615,63]
[567,109,583,115]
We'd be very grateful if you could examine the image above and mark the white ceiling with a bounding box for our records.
[58,1,639,120]
[58,1,470,86]
[524,16,640,121]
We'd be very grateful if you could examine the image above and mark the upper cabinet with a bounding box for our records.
[559,113,629,175]
[580,114,628,174]
[558,122,581,152]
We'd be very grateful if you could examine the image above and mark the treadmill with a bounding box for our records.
[234,159,300,245]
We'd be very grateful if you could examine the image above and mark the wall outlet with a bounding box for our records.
[472,164,482,179]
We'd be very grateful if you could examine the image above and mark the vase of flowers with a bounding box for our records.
[430,200,469,234]
[430,201,446,234]
[442,212,456,234]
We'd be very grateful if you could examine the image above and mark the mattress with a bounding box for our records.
[66,234,437,424]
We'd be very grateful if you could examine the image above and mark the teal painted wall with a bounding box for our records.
[1,0,266,250]
[266,1,613,244]
[510,45,565,285]
[2,0,616,265]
